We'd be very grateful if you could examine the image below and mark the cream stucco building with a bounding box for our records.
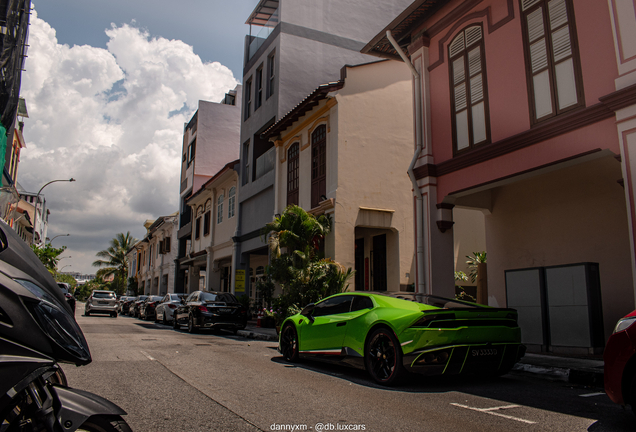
[263,60,415,291]
[183,160,240,294]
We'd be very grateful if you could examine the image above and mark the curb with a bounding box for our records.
[512,363,604,387]
[237,329,278,342]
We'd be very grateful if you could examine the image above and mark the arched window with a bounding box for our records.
[449,25,490,153]
[228,187,236,218]
[217,194,224,224]
[311,125,326,208]
[287,142,299,206]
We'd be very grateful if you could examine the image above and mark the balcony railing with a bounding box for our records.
[247,8,279,61]
[255,146,275,180]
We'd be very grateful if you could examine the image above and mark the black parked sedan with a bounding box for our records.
[129,295,148,317]
[173,291,248,333]
[139,295,164,320]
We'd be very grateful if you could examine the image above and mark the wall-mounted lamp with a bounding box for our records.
[436,203,454,233]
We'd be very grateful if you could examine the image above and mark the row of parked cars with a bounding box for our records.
[84,290,249,334]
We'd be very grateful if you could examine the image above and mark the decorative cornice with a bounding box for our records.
[599,82,636,112]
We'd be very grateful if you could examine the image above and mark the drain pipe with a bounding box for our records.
[386,30,426,294]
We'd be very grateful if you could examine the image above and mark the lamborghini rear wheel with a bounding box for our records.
[365,327,403,386]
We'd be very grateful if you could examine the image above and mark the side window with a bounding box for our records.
[351,296,374,312]
[520,0,583,124]
[217,194,224,224]
[310,125,327,208]
[255,65,263,110]
[313,296,353,317]
[267,51,275,99]
[449,24,490,154]
[244,76,252,121]
[186,293,196,302]
[228,187,236,218]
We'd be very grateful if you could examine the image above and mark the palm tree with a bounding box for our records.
[263,204,331,263]
[92,232,138,295]
[262,205,353,309]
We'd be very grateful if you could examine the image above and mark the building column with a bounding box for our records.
[417,178,455,298]
[609,0,636,304]
[205,246,214,291]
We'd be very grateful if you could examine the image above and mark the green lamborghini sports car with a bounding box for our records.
[278,292,525,385]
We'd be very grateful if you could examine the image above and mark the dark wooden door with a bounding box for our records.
[355,238,364,291]
[372,234,387,292]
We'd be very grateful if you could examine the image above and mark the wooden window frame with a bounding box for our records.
[203,211,211,236]
[519,0,585,126]
[217,195,224,224]
[448,24,491,156]
[311,125,327,209]
[267,51,275,99]
[228,187,236,218]
[287,142,300,206]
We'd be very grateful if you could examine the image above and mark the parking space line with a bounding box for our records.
[450,403,536,424]
[579,392,605,398]
[140,350,155,361]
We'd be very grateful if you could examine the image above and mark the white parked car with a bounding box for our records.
[85,290,118,317]
[155,293,187,324]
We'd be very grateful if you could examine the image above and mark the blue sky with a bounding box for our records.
[19,2,260,274]
[35,0,259,80]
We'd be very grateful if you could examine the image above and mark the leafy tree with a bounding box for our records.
[54,272,77,290]
[92,232,138,295]
[262,205,353,324]
[30,244,67,273]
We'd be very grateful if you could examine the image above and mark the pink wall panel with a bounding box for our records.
[435,117,620,200]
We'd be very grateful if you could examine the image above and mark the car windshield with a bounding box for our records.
[387,293,484,309]
[170,294,184,301]
[148,296,163,302]
[93,292,116,299]
[200,292,236,303]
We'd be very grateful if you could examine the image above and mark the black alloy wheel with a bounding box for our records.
[365,327,403,386]
[280,324,299,362]
[188,315,198,333]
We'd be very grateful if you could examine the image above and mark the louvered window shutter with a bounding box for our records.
[522,0,581,122]
[449,25,489,153]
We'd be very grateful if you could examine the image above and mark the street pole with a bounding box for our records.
[32,178,75,245]
[48,233,70,244]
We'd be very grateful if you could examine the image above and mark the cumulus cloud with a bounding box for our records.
[19,9,239,273]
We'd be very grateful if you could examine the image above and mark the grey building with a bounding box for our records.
[176,86,242,292]
[234,0,413,302]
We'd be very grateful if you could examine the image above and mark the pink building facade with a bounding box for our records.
[364,0,636,353]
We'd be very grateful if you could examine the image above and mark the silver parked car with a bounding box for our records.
[155,293,187,324]
[85,290,118,317]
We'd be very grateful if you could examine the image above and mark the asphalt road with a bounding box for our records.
[63,305,635,432]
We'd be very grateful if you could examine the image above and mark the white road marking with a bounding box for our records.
[140,350,155,361]
[579,392,605,398]
[451,403,537,424]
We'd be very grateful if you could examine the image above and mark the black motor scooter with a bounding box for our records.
[0,188,131,431]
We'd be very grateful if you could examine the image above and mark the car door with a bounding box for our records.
[299,295,353,354]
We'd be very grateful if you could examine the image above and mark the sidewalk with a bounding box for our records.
[236,323,605,387]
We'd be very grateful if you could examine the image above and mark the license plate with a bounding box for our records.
[98,301,110,305]
[471,348,498,357]
[218,308,231,313]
